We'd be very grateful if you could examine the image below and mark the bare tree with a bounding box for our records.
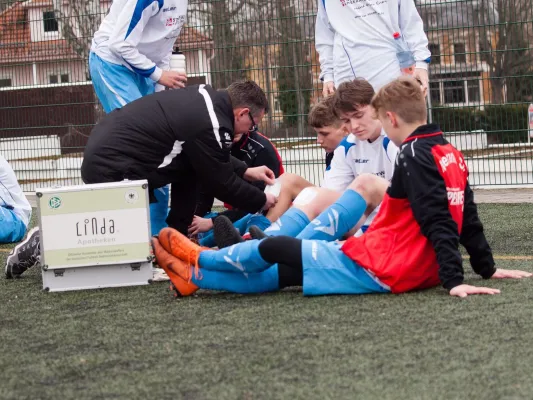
[52,0,102,79]
[52,0,104,119]
[274,1,312,136]
[478,0,533,103]
[0,0,17,13]
[188,0,249,89]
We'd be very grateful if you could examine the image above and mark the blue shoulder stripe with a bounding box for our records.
[125,0,164,39]
[339,136,356,155]
[382,136,391,161]
[382,136,390,151]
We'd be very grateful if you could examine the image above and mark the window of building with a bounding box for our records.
[43,11,58,32]
[454,43,466,63]
[467,79,480,102]
[0,78,12,88]
[432,79,482,105]
[428,43,441,65]
[429,81,441,105]
[444,80,466,103]
[49,74,69,84]
[270,66,279,80]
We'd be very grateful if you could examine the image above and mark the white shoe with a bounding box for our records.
[152,267,170,282]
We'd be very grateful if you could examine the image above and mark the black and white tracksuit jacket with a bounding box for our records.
[81,84,267,231]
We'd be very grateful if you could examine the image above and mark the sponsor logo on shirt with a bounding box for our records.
[446,187,465,207]
[354,159,369,163]
[162,6,176,12]
[439,152,459,173]
[374,170,385,178]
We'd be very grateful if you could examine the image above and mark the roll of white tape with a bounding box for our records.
[264,178,281,198]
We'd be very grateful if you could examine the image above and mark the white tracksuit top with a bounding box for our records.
[315,0,431,90]
[321,130,398,232]
[0,155,31,227]
[91,0,188,82]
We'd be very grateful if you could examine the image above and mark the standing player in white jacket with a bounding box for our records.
[89,0,188,113]
[315,0,431,95]
[89,0,188,235]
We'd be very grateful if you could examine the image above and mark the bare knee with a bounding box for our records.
[293,187,340,220]
[349,173,389,208]
[280,173,313,197]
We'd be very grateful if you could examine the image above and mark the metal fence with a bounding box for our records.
[0,0,532,191]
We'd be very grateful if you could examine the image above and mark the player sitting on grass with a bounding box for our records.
[188,128,285,248]
[214,78,398,248]
[206,95,349,248]
[0,155,32,245]
[152,76,531,298]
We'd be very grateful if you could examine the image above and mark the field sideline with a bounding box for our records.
[1,203,532,399]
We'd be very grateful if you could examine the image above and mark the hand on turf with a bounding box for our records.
[491,268,533,279]
[188,216,214,235]
[158,70,187,89]
[449,284,500,298]
[322,81,335,97]
[244,166,276,185]
[414,68,429,95]
[263,192,278,211]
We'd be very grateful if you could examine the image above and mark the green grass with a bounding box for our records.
[1,204,532,400]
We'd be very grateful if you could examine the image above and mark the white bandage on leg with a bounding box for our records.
[264,178,282,198]
[293,187,318,206]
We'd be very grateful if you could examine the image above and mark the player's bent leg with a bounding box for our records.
[263,206,311,237]
[296,187,367,241]
[301,240,390,296]
[348,173,389,213]
[295,174,389,241]
[265,173,314,222]
[292,187,341,222]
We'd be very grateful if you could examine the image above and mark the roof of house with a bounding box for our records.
[0,1,212,64]
[419,0,498,29]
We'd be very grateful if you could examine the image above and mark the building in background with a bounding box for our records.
[0,0,213,88]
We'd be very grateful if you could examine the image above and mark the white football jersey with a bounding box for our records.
[321,129,398,232]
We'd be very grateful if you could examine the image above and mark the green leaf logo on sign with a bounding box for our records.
[48,196,62,209]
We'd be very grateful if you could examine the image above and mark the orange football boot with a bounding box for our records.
[152,237,198,296]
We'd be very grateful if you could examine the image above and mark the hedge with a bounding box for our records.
[431,104,530,144]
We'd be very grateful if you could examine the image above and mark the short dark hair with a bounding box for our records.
[308,96,341,128]
[332,78,375,118]
[371,76,427,123]
[227,80,269,116]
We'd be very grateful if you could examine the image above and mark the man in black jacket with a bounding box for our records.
[81,80,278,234]
[190,130,284,237]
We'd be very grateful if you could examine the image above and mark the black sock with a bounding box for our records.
[258,236,303,288]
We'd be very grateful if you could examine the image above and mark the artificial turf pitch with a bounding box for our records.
[1,203,532,399]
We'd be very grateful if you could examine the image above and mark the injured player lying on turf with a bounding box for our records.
[153,77,532,299]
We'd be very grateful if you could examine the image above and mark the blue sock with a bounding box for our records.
[198,239,271,273]
[192,265,279,294]
[150,185,169,236]
[264,208,310,237]
[296,189,367,241]
[199,230,216,247]
[245,214,271,233]
[232,214,253,235]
